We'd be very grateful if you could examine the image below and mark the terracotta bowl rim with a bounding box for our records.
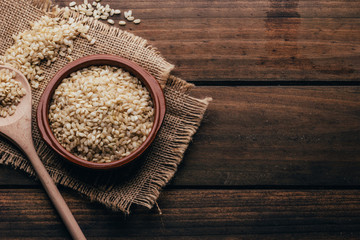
[37,54,166,170]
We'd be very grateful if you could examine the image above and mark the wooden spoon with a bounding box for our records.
[0,65,86,240]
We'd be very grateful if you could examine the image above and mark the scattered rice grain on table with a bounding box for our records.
[49,65,154,163]
[69,0,139,26]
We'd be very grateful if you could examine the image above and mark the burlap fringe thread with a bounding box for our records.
[29,0,52,12]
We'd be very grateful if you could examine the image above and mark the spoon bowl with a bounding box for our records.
[0,65,32,128]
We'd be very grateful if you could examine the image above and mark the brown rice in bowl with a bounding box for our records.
[48,65,154,163]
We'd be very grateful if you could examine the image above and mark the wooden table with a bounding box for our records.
[1,0,360,239]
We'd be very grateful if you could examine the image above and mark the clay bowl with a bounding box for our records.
[37,54,166,170]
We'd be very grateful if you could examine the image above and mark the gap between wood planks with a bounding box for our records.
[191,81,360,86]
[2,184,360,190]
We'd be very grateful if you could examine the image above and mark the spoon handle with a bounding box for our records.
[21,144,86,240]
[0,121,86,239]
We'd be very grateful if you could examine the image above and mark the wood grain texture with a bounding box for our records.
[1,189,360,239]
[54,0,360,82]
[177,86,360,186]
[1,86,360,186]
[1,0,360,239]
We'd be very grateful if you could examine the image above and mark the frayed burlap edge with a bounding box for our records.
[29,0,53,12]
[55,8,174,87]
[133,77,212,210]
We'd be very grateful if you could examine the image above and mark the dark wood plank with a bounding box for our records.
[1,86,360,186]
[1,189,360,239]
[176,86,360,186]
[52,0,360,82]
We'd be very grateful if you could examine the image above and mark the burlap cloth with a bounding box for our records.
[0,0,211,213]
